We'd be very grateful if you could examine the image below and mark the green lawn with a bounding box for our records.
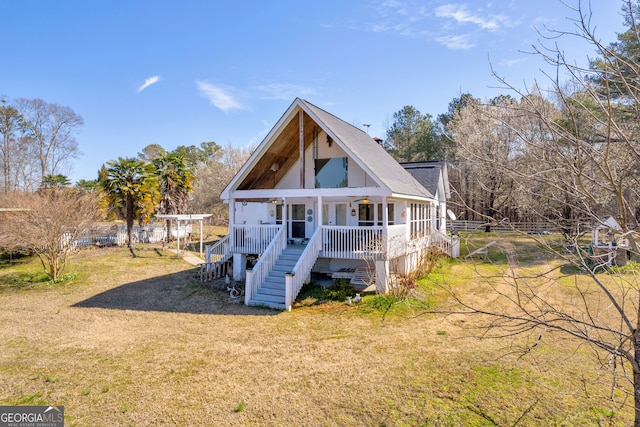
[0,238,633,426]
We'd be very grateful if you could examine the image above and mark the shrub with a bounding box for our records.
[325,279,356,301]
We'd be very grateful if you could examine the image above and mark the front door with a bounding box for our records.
[289,204,306,239]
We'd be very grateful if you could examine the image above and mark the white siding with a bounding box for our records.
[233,202,272,225]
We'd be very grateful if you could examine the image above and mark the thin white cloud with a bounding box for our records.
[435,4,510,31]
[253,83,317,101]
[137,76,161,93]
[499,58,526,67]
[436,34,474,50]
[248,120,273,146]
[196,81,242,112]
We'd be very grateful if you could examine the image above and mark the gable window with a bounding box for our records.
[315,157,348,188]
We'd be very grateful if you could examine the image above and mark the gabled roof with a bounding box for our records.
[221,98,434,200]
[399,161,450,199]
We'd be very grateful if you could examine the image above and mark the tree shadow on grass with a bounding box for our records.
[72,269,277,316]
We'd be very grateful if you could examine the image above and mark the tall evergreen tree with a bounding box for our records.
[384,106,439,162]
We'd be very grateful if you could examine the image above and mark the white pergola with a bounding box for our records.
[155,214,212,256]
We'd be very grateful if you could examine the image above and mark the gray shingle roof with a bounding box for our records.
[399,161,448,198]
[300,99,434,199]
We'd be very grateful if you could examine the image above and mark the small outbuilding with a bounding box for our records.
[590,216,631,267]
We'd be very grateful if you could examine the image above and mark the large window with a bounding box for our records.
[323,203,347,226]
[315,157,348,188]
[377,203,394,225]
[409,203,431,237]
[359,203,395,226]
[358,204,374,226]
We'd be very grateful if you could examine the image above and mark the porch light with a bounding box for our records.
[353,197,370,204]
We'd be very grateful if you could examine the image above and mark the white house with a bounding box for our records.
[205,98,458,310]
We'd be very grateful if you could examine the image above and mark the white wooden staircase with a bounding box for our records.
[248,244,306,309]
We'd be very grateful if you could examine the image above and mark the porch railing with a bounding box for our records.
[285,227,322,311]
[232,224,281,254]
[244,226,287,306]
[205,235,231,264]
[321,226,384,260]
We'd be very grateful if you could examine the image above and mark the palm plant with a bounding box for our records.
[152,152,193,241]
[100,157,158,249]
[41,173,71,189]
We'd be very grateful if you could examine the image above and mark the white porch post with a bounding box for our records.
[176,219,181,256]
[375,260,389,293]
[229,198,246,281]
[230,199,236,249]
[233,252,246,281]
[283,197,287,239]
[405,202,411,241]
[378,197,389,293]
[382,198,388,233]
[199,218,204,256]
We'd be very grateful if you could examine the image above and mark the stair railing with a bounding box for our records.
[205,235,231,264]
[285,227,322,311]
[199,235,232,282]
[245,225,286,305]
[430,229,460,258]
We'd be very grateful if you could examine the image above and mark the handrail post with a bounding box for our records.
[245,269,254,305]
[285,273,294,312]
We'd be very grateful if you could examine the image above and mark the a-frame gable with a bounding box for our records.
[300,100,434,199]
[221,98,434,201]
[220,99,305,199]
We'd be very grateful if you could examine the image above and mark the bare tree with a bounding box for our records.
[16,98,82,183]
[447,95,523,230]
[0,98,21,194]
[444,1,640,424]
[190,143,252,223]
[0,188,102,280]
[11,135,40,192]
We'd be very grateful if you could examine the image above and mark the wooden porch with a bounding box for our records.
[201,223,458,310]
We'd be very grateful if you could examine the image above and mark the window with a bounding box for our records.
[315,157,348,188]
[377,203,394,225]
[322,203,347,226]
[358,204,374,226]
[409,203,431,237]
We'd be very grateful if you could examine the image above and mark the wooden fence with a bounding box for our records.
[450,220,560,233]
[72,225,167,249]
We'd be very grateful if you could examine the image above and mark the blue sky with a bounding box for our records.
[2,0,624,183]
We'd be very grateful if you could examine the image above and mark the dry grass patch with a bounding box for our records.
[0,241,633,425]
